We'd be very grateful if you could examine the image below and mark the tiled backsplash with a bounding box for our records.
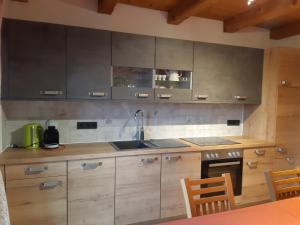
[2,101,243,147]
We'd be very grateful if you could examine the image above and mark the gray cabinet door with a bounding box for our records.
[6,19,66,99]
[112,87,154,101]
[112,32,155,68]
[155,89,192,102]
[193,42,263,104]
[155,37,194,71]
[67,27,111,99]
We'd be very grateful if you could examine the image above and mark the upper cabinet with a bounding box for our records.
[112,32,155,68]
[112,32,155,100]
[4,19,66,99]
[193,42,263,104]
[66,27,111,100]
[155,38,193,71]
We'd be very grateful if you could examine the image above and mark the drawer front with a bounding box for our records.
[7,176,67,225]
[6,162,66,180]
[68,158,115,225]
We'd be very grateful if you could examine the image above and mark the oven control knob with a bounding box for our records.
[232,152,237,157]
[210,153,215,159]
[206,154,210,159]
[215,153,219,158]
[228,152,233,157]
[236,152,241,157]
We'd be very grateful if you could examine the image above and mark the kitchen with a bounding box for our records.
[0,0,300,225]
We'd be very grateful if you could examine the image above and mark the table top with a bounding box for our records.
[157,197,300,225]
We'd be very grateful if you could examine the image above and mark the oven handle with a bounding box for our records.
[209,161,241,167]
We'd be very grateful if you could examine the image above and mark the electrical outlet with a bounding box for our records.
[77,122,97,129]
[227,120,240,126]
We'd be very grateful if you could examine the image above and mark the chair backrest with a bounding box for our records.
[180,173,235,218]
[265,169,300,201]
[0,171,10,225]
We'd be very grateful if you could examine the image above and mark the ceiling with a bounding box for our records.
[13,0,300,39]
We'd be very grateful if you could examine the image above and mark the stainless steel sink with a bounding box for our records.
[110,140,156,151]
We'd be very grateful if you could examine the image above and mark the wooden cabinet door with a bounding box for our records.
[5,19,66,99]
[112,32,155,68]
[115,155,161,225]
[67,27,111,99]
[155,38,193,71]
[193,42,263,104]
[161,153,201,218]
[68,158,115,225]
[6,176,67,225]
[239,149,274,206]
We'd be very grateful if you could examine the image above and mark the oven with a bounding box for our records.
[201,149,243,196]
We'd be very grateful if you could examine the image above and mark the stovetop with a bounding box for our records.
[182,137,240,146]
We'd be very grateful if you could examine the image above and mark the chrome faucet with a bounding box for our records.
[134,109,144,142]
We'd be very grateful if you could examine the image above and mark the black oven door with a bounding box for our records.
[201,158,243,196]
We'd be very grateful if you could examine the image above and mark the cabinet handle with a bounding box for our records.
[40,90,63,96]
[39,180,62,190]
[165,155,182,161]
[24,166,48,175]
[157,94,172,99]
[255,149,266,156]
[135,93,150,98]
[280,80,288,86]
[195,95,208,100]
[247,161,258,169]
[234,96,247,100]
[276,147,286,154]
[139,157,158,166]
[81,162,102,170]
[285,156,295,165]
[89,92,107,97]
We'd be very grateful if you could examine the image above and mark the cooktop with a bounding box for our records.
[182,137,240,146]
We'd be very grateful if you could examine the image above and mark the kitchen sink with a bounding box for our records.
[110,140,156,151]
[110,139,190,151]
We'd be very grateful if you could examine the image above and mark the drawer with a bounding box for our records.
[243,148,275,160]
[6,162,66,180]
[7,176,67,225]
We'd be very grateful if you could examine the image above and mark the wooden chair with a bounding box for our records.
[265,169,300,201]
[180,173,235,218]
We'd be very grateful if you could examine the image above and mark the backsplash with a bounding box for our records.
[2,101,243,147]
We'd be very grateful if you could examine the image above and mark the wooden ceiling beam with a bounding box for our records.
[224,0,300,33]
[168,0,216,25]
[98,0,117,14]
[271,22,300,40]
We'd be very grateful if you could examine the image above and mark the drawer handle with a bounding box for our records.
[81,162,103,170]
[40,90,63,96]
[139,157,159,166]
[165,155,182,161]
[247,161,258,169]
[39,180,62,190]
[255,149,266,156]
[234,96,247,100]
[276,147,286,154]
[135,93,150,98]
[158,94,172,99]
[195,95,208,100]
[280,80,288,86]
[25,166,48,175]
[89,92,107,97]
[285,156,295,165]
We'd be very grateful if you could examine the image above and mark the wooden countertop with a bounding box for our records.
[0,136,275,165]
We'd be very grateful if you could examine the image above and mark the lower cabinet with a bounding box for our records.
[6,176,67,225]
[115,155,161,225]
[161,152,201,218]
[237,148,274,206]
[68,158,115,225]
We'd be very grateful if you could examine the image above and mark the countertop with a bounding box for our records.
[0,136,275,165]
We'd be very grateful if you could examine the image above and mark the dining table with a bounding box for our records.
[157,197,300,225]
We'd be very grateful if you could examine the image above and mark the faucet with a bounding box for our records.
[134,109,144,142]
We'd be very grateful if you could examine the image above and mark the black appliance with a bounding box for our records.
[201,149,243,196]
[44,120,59,149]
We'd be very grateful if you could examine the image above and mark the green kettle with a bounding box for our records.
[23,123,43,149]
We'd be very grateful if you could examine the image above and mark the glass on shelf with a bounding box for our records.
[154,69,191,89]
[113,66,153,88]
